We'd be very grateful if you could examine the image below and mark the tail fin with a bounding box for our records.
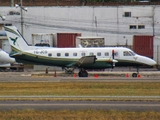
[4,26,30,52]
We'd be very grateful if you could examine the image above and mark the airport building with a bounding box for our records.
[0,2,160,68]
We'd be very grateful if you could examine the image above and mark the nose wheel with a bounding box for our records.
[132,73,137,77]
[132,67,139,77]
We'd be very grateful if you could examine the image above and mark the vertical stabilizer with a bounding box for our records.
[4,26,29,52]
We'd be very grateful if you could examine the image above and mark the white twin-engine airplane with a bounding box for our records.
[4,26,156,77]
[0,49,15,66]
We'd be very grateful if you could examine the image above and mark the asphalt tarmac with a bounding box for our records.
[0,70,160,82]
[0,101,160,111]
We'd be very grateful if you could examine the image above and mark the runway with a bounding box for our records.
[0,76,160,82]
[0,101,160,111]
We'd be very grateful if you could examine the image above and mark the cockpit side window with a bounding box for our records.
[123,51,135,56]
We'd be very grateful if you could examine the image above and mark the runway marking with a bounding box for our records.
[0,95,160,99]
[0,103,160,107]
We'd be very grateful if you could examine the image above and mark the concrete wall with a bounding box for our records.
[0,6,158,46]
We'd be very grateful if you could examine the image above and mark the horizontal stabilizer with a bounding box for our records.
[10,52,23,57]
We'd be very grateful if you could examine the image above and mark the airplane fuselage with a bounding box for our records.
[4,25,157,77]
[11,46,156,69]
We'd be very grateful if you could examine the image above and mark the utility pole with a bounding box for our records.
[11,0,14,7]
[20,0,23,35]
[15,0,27,36]
[152,6,155,36]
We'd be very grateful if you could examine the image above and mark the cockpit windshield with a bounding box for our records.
[129,51,136,56]
[123,51,136,56]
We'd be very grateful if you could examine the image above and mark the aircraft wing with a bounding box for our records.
[76,55,97,67]
[66,56,118,68]
[66,56,97,67]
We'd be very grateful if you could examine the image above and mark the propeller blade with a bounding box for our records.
[112,50,114,59]
[112,50,115,69]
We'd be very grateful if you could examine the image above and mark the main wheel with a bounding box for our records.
[78,70,88,77]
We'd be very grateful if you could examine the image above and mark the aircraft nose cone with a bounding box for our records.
[149,59,157,66]
[145,57,157,66]
[137,55,157,66]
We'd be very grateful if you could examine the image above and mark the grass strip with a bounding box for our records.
[0,109,160,120]
[0,82,159,96]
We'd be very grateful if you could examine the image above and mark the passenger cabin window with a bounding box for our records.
[81,52,85,56]
[73,53,77,56]
[65,53,69,57]
[97,52,101,56]
[57,53,61,57]
[104,52,109,56]
[48,53,52,57]
[89,52,94,56]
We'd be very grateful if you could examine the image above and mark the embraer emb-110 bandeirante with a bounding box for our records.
[4,26,156,77]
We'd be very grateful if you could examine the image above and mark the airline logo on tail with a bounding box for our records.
[9,37,18,45]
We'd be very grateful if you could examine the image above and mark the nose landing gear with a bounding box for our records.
[132,67,139,77]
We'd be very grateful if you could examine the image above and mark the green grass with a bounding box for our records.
[0,82,159,96]
[0,82,159,119]
[0,109,160,120]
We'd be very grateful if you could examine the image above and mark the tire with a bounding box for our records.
[132,73,137,77]
[82,71,88,77]
[78,70,88,77]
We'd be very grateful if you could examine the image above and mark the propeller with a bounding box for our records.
[112,50,114,59]
[111,50,115,69]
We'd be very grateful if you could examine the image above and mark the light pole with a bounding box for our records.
[15,0,27,36]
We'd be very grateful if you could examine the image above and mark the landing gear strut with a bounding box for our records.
[64,67,74,74]
[78,68,88,77]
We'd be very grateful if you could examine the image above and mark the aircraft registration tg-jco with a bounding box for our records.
[4,26,157,77]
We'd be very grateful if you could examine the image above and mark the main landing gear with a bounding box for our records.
[78,68,88,77]
[64,67,74,74]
